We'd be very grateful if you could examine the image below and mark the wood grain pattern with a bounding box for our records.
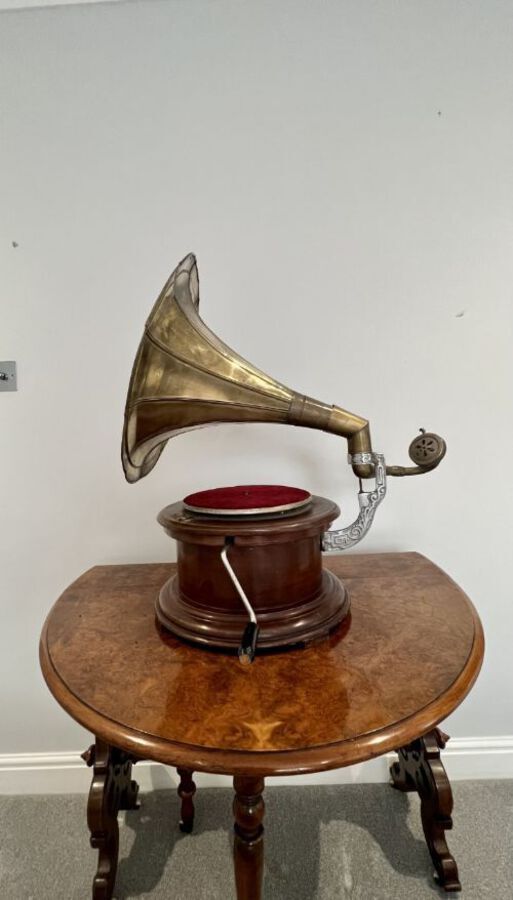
[40,553,484,776]
[156,495,349,650]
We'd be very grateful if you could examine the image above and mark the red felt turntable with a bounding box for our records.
[183,484,312,516]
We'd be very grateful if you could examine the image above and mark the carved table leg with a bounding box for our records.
[82,739,140,900]
[177,767,196,833]
[390,728,461,892]
[233,776,265,900]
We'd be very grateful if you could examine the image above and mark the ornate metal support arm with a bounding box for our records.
[322,453,386,552]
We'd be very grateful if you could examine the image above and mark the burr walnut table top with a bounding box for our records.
[40,552,483,777]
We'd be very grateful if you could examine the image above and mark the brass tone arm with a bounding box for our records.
[346,426,446,480]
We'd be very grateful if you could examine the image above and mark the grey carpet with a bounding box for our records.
[1,782,512,899]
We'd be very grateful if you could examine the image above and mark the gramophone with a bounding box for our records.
[122,253,446,663]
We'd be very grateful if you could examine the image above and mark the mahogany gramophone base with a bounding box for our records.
[156,569,349,650]
[156,493,349,652]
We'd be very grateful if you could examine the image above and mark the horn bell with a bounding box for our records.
[122,253,370,483]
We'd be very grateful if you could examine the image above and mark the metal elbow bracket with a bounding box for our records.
[322,452,387,552]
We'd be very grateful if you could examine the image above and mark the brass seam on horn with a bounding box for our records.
[148,299,293,395]
[140,329,292,404]
[127,398,296,415]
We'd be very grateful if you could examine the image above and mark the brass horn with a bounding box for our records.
[122,253,376,484]
[122,253,446,486]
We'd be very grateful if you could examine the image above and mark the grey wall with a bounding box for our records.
[1,0,512,756]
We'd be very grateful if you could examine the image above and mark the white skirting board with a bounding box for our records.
[0,1,126,11]
[0,737,512,795]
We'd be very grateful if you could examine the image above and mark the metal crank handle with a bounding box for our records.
[220,542,260,665]
[322,452,387,552]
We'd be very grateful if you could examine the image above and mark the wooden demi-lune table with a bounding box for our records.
[40,552,483,899]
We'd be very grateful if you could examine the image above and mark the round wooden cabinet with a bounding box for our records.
[156,491,349,650]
